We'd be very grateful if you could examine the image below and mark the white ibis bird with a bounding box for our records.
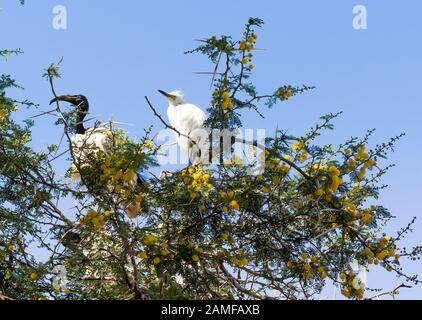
[50,95,144,219]
[158,90,208,164]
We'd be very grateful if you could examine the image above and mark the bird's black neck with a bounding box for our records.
[76,109,87,134]
[76,122,85,134]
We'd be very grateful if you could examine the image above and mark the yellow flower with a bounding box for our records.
[143,235,157,246]
[239,41,246,50]
[364,247,374,258]
[64,288,70,295]
[241,58,248,65]
[315,188,324,196]
[286,261,294,269]
[379,236,391,247]
[299,151,308,163]
[138,251,148,259]
[312,163,325,170]
[195,247,204,254]
[293,141,304,151]
[192,255,200,262]
[341,290,351,298]
[222,91,230,100]
[330,175,340,192]
[238,258,249,267]
[143,140,154,149]
[376,251,389,261]
[230,200,239,210]
[340,273,347,280]
[357,168,366,180]
[261,186,270,193]
[153,257,161,265]
[222,206,228,213]
[30,273,38,280]
[364,160,377,168]
[123,170,136,182]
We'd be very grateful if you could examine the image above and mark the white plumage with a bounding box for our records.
[159,90,207,164]
[50,95,141,219]
[70,127,111,181]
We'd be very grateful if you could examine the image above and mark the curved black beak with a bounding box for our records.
[49,95,78,105]
[49,97,59,105]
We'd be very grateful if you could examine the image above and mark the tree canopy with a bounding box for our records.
[1,15,421,300]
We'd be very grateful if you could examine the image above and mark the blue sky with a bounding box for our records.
[1,0,421,299]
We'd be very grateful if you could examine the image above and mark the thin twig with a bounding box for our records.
[366,283,412,300]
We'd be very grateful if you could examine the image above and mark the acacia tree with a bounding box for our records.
[1,15,421,300]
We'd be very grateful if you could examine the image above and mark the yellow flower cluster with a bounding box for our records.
[286,253,327,280]
[5,242,14,252]
[292,141,308,163]
[363,236,400,268]
[293,141,305,151]
[355,146,369,162]
[143,234,157,246]
[182,166,212,200]
[310,164,344,201]
[231,256,249,268]
[279,85,294,101]
[0,109,7,125]
[0,97,16,126]
[328,165,342,192]
[299,151,308,163]
[143,140,154,149]
[218,91,234,110]
[139,238,177,266]
[263,157,290,188]
[347,159,357,172]
[342,204,375,226]
[220,190,240,211]
[187,244,204,263]
[99,154,140,201]
[80,210,110,230]
[239,33,257,71]
[340,270,365,299]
